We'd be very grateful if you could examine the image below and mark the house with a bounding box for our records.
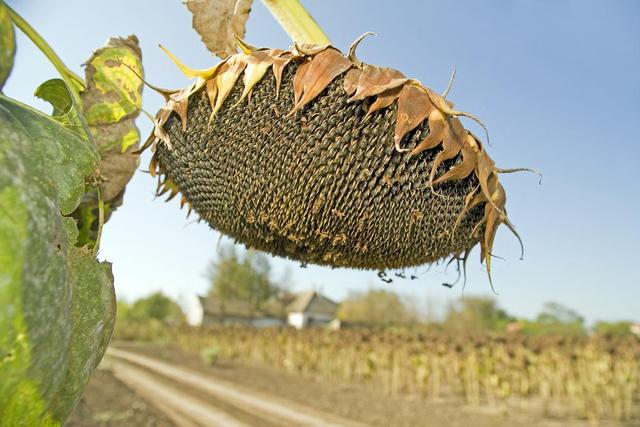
[192,290,339,329]
[286,290,339,329]
[196,296,286,328]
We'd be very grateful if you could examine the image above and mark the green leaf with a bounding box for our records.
[0,0,16,90]
[49,245,116,420]
[34,78,86,139]
[0,94,115,424]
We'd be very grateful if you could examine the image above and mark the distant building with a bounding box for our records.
[193,290,339,329]
[285,290,339,329]
[631,323,640,336]
[196,296,285,328]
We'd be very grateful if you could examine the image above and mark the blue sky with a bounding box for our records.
[5,0,639,323]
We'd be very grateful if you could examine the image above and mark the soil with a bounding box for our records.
[66,366,176,427]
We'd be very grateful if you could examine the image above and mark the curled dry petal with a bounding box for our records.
[290,48,352,114]
[433,133,479,185]
[394,84,434,151]
[343,68,361,96]
[366,86,403,118]
[428,117,466,184]
[347,65,407,102]
[238,51,274,103]
[410,109,446,156]
[211,56,247,117]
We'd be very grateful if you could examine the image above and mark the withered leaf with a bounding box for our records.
[81,35,143,203]
[410,109,446,156]
[366,85,403,117]
[271,51,294,96]
[348,65,406,102]
[343,68,361,96]
[212,55,247,116]
[428,116,466,183]
[238,51,274,103]
[290,48,352,114]
[394,85,434,151]
[433,133,478,185]
[185,0,253,59]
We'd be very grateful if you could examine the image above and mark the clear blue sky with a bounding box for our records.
[5,1,639,323]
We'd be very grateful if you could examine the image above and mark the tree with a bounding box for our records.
[205,245,278,315]
[520,302,586,336]
[593,321,633,337]
[443,296,513,334]
[125,292,184,323]
[337,289,416,326]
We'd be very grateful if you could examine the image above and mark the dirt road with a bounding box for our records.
[107,348,366,427]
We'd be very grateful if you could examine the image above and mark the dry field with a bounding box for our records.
[160,326,640,424]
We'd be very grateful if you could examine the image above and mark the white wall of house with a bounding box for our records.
[288,312,307,329]
[186,294,204,326]
[288,312,334,329]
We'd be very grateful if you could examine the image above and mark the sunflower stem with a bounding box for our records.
[7,5,85,97]
[261,0,330,45]
[7,5,95,145]
[93,186,104,256]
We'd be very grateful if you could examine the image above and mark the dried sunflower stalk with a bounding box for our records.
[141,36,521,277]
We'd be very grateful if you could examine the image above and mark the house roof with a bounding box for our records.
[199,290,338,319]
[198,296,285,319]
[286,290,338,316]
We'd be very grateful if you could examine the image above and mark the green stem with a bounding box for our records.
[93,186,104,256]
[6,4,85,97]
[261,0,330,45]
[7,4,95,146]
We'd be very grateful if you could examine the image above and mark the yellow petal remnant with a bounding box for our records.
[159,44,220,80]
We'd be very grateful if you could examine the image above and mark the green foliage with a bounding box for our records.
[520,302,586,336]
[593,321,634,337]
[337,289,416,326]
[206,245,278,314]
[0,8,143,424]
[124,292,184,323]
[0,95,114,424]
[200,345,220,366]
[443,296,513,334]
[34,78,85,138]
[0,0,15,89]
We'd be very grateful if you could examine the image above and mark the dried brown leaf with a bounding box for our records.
[393,85,434,151]
[290,48,352,114]
[270,50,294,96]
[428,117,466,183]
[238,51,274,103]
[292,59,311,106]
[186,0,253,59]
[212,55,247,117]
[433,133,478,185]
[409,109,445,157]
[366,85,403,117]
[347,65,406,102]
[343,68,361,96]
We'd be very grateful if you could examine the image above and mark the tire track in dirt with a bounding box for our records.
[107,347,367,427]
[110,360,248,427]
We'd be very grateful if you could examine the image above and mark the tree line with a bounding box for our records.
[117,245,637,337]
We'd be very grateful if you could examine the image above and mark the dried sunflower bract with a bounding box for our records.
[142,36,521,277]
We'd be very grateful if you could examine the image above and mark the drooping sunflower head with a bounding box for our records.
[141,36,524,281]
